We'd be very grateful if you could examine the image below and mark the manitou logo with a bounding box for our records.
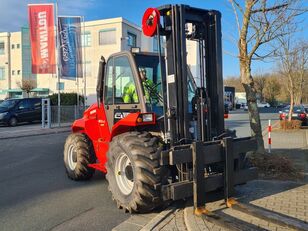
[37,11,49,64]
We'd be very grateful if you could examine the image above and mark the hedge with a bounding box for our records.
[49,93,84,106]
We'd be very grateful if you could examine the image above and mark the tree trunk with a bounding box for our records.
[288,93,294,122]
[240,65,265,154]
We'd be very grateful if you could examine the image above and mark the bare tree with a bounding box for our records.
[229,0,305,153]
[276,39,308,120]
[224,76,245,92]
[16,79,36,98]
[264,75,281,105]
[254,74,267,102]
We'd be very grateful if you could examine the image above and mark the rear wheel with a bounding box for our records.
[8,117,17,127]
[106,131,168,213]
[64,133,96,180]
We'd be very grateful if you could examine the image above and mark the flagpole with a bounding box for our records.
[55,0,61,127]
[83,16,86,109]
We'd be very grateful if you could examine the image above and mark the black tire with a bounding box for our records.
[106,131,168,213]
[8,117,17,127]
[64,133,96,180]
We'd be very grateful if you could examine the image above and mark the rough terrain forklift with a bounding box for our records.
[63,5,308,230]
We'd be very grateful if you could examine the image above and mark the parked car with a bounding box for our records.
[0,98,42,126]
[257,102,270,108]
[276,103,288,108]
[304,105,308,119]
[279,105,307,125]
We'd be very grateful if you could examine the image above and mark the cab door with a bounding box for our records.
[103,55,143,130]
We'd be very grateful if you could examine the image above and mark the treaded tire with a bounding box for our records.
[64,133,96,180]
[106,131,168,213]
[8,117,17,127]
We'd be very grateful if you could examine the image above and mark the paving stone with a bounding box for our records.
[112,221,142,231]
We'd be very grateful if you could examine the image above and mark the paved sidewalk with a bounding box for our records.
[264,129,308,150]
[0,124,71,139]
[113,180,308,231]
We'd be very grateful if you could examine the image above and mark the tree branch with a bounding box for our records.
[251,3,288,13]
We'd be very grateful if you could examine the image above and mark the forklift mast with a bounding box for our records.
[156,5,225,145]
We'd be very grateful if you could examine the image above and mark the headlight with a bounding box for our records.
[137,113,154,123]
[0,112,8,119]
[142,113,153,122]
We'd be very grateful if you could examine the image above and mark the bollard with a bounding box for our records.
[268,119,271,153]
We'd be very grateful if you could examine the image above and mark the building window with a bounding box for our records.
[12,44,15,49]
[153,36,165,53]
[12,70,15,75]
[0,67,5,80]
[17,70,21,75]
[82,32,91,47]
[0,42,4,54]
[99,28,116,45]
[17,44,20,49]
[127,32,137,47]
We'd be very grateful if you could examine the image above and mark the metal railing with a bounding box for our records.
[42,98,85,128]
[50,105,85,127]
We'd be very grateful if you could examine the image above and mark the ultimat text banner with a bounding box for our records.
[28,4,56,74]
[58,16,83,78]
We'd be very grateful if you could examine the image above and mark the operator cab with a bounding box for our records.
[98,50,197,132]
[100,51,165,129]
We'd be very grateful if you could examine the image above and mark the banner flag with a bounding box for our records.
[58,16,83,79]
[28,4,56,74]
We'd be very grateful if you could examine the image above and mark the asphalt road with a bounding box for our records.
[0,133,129,231]
[225,108,280,137]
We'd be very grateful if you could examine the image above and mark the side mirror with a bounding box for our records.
[96,56,106,108]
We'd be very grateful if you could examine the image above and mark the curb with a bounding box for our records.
[184,206,199,231]
[0,127,71,140]
[112,206,180,231]
[140,206,178,231]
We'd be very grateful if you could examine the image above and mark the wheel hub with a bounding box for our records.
[67,144,77,170]
[114,153,134,195]
[125,164,134,181]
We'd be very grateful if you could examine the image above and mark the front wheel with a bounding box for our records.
[64,133,96,180]
[8,117,17,127]
[106,131,169,213]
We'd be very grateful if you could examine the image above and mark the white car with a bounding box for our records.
[257,102,270,108]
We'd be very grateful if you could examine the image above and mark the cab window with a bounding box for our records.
[114,56,138,104]
[104,59,114,105]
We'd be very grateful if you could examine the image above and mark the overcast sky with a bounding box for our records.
[0,0,307,77]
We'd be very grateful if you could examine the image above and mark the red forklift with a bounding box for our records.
[63,5,307,230]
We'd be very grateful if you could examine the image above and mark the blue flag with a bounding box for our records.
[58,16,83,78]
